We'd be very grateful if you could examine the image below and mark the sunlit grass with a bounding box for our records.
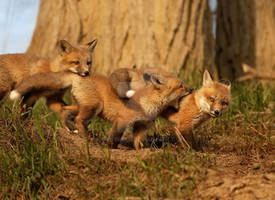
[0,79,274,198]
[0,100,65,199]
[194,82,274,154]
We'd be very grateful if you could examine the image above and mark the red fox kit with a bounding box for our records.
[6,39,97,113]
[110,68,231,147]
[10,71,190,149]
[163,70,231,146]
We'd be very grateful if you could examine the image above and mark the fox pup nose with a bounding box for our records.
[214,110,221,116]
[84,71,90,76]
[80,71,90,76]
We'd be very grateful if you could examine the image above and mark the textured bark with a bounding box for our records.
[27,0,81,57]
[216,0,275,80]
[28,0,214,76]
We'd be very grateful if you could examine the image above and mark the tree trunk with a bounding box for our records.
[216,0,275,80]
[28,0,215,76]
[27,0,81,57]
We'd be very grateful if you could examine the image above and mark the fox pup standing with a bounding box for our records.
[10,71,190,149]
[163,70,231,146]
[4,39,97,113]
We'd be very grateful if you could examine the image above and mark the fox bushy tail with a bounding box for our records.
[10,71,74,100]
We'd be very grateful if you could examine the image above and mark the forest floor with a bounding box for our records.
[56,131,275,200]
[0,82,274,199]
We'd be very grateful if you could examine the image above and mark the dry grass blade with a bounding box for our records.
[174,127,190,149]
[250,126,266,138]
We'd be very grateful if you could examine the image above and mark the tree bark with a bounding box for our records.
[216,0,275,80]
[27,0,81,57]
[28,0,215,76]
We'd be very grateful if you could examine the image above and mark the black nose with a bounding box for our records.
[214,110,220,116]
[84,71,90,76]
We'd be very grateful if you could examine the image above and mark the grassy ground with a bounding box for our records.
[0,80,274,199]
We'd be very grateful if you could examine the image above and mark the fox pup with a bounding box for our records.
[6,39,97,113]
[109,67,172,99]
[10,71,190,149]
[110,68,231,147]
[163,70,231,146]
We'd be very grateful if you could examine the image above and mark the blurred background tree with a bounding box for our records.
[27,0,216,77]
[27,0,275,80]
[216,0,275,80]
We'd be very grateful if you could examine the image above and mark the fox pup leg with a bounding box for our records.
[74,104,103,137]
[23,93,42,107]
[74,106,94,137]
[133,121,152,150]
[20,92,47,118]
[107,118,128,148]
[47,96,66,115]
[48,102,64,115]
[60,104,79,132]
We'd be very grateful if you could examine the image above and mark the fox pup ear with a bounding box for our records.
[149,73,166,89]
[86,39,98,52]
[59,40,75,54]
[220,79,231,90]
[203,70,214,86]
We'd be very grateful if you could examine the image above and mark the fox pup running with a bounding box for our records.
[7,39,97,113]
[163,70,231,146]
[10,71,190,149]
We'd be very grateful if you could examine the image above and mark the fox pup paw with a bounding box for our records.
[126,90,136,98]
[10,90,21,100]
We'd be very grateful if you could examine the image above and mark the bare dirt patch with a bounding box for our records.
[56,129,275,200]
[192,152,275,200]
[58,129,161,163]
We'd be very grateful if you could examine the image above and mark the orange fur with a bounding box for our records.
[11,71,190,149]
[3,39,97,113]
[163,70,231,146]
[108,68,231,147]
[109,67,174,98]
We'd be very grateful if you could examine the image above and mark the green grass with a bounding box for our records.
[115,149,208,199]
[0,100,65,199]
[193,82,274,154]
[0,80,274,199]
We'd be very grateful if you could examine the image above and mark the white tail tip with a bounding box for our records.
[10,90,21,100]
[126,90,136,98]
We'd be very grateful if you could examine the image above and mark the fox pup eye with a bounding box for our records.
[209,97,215,102]
[87,61,92,65]
[71,61,80,65]
[221,101,228,106]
